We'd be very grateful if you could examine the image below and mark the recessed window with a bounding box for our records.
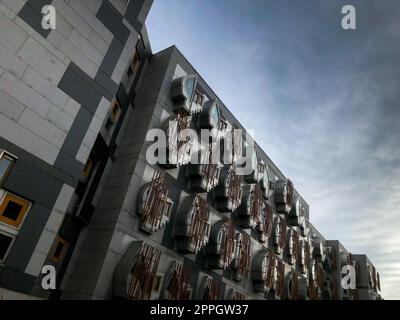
[0,151,16,187]
[0,193,31,229]
[51,236,69,263]
[82,157,93,180]
[127,49,141,77]
[105,100,121,133]
[0,231,14,262]
[110,100,121,121]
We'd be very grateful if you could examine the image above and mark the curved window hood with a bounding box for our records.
[206,219,236,270]
[274,179,294,214]
[252,249,275,293]
[171,75,199,115]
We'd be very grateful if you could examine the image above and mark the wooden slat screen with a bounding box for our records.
[276,260,285,300]
[227,166,242,211]
[291,229,300,265]
[166,263,191,300]
[200,143,220,191]
[278,217,287,251]
[140,170,171,232]
[187,197,210,253]
[237,232,251,278]
[203,277,220,300]
[250,184,263,224]
[128,243,161,300]
[219,219,236,268]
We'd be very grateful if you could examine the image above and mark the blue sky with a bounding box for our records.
[146,0,400,299]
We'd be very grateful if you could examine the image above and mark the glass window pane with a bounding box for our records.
[0,233,13,260]
[185,78,195,101]
[0,156,12,181]
[2,201,23,221]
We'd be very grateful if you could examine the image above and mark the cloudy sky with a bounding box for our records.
[146,0,400,299]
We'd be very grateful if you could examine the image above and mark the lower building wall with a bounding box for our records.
[0,287,43,300]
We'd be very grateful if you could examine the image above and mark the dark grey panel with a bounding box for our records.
[54,107,92,163]
[0,266,36,295]
[124,14,143,34]
[5,203,54,271]
[0,137,77,187]
[97,1,129,44]
[58,63,103,114]
[3,158,63,208]
[99,37,125,77]
[116,84,129,109]
[95,69,118,100]
[53,152,85,183]
[18,0,51,38]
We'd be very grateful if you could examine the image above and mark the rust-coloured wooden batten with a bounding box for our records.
[137,170,172,234]
[128,243,161,300]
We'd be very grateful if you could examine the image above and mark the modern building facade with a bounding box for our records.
[0,0,382,300]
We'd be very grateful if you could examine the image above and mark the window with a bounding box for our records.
[105,100,121,133]
[0,151,16,187]
[0,192,31,229]
[0,231,14,262]
[82,157,93,180]
[51,236,69,263]
[127,49,141,77]
[193,90,204,105]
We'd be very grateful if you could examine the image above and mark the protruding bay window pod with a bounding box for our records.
[308,260,322,300]
[175,196,211,254]
[271,259,286,300]
[299,216,308,237]
[298,240,307,274]
[113,241,161,300]
[160,261,192,300]
[231,231,251,282]
[287,229,300,266]
[206,219,236,269]
[243,151,264,184]
[274,179,294,214]
[256,203,273,243]
[171,75,198,115]
[198,99,221,132]
[161,113,192,168]
[226,288,247,300]
[187,142,221,192]
[323,247,336,271]
[251,249,275,293]
[215,165,242,212]
[312,237,324,262]
[273,216,287,254]
[285,271,307,300]
[288,197,305,227]
[137,170,173,234]
[197,275,220,300]
[237,184,264,229]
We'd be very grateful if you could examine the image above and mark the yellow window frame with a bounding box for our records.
[51,236,69,264]
[0,193,31,229]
